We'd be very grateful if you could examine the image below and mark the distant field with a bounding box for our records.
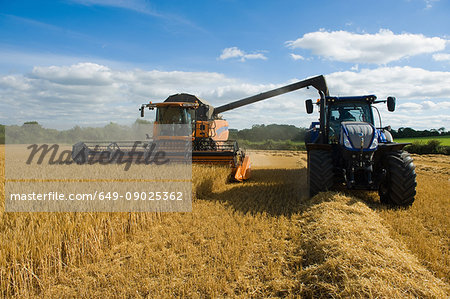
[396,135,450,146]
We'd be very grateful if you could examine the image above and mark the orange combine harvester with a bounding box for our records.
[141,94,251,181]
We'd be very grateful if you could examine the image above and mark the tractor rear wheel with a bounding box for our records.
[307,150,334,197]
[379,150,417,206]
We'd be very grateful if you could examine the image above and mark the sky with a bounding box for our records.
[0,0,450,130]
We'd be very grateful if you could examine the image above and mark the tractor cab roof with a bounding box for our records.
[325,95,377,104]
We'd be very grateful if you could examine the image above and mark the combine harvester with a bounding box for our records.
[73,75,417,205]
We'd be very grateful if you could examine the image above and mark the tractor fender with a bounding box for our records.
[379,129,393,143]
[376,143,410,152]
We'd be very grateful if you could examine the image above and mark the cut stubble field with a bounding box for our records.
[0,146,449,297]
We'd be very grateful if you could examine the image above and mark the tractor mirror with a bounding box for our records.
[387,97,396,112]
[140,106,145,117]
[306,99,313,114]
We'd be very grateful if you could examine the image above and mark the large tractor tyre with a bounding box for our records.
[308,150,334,198]
[379,151,417,206]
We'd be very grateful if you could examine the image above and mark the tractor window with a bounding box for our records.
[327,102,373,143]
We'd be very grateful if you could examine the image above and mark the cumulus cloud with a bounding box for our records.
[31,63,113,85]
[351,64,359,71]
[290,53,305,61]
[219,47,267,62]
[0,62,275,128]
[425,0,439,9]
[399,100,450,111]
[1,63,450,130]
[322,66,450,129]
[398,102,423,110]
[286,29,447,64]
[326,66,450,99]
[219,47,243,60]
[433,53,450,61]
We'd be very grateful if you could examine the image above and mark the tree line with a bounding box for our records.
[229,124,307,142]
[0,120,153,144]
[229,124,448,142]
[390,127,448,138]
[0,122,448,144]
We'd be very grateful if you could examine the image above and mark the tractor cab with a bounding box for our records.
[305,95,393,146]
[327,100,374,144]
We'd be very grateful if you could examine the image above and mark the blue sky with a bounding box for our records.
[1,0,450,130]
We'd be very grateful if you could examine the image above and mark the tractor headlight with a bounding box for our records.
[369,134,378,150]
[342,134,352,149]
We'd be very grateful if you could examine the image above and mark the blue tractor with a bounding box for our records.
[305,89,417,206]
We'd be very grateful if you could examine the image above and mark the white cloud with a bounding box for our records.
[31,63,113,85]
[398,102,423,110]
[425,0,439,9]
[0,62,274,128]
[219,47,267,62]
[1,63,450,130]
[286,29,447,64]
[432,53,450,61]
[399,100,450,111]
[323,66,450,129]
[243,53,267,60]
[421,100,450,109]
[290,53,304,61]
[219,47,244,60]
[326,66,450,99]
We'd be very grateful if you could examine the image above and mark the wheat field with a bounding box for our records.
[0,147,449,297]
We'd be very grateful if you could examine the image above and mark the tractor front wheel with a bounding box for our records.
[379,150,417,206]
[307,150,334,198]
